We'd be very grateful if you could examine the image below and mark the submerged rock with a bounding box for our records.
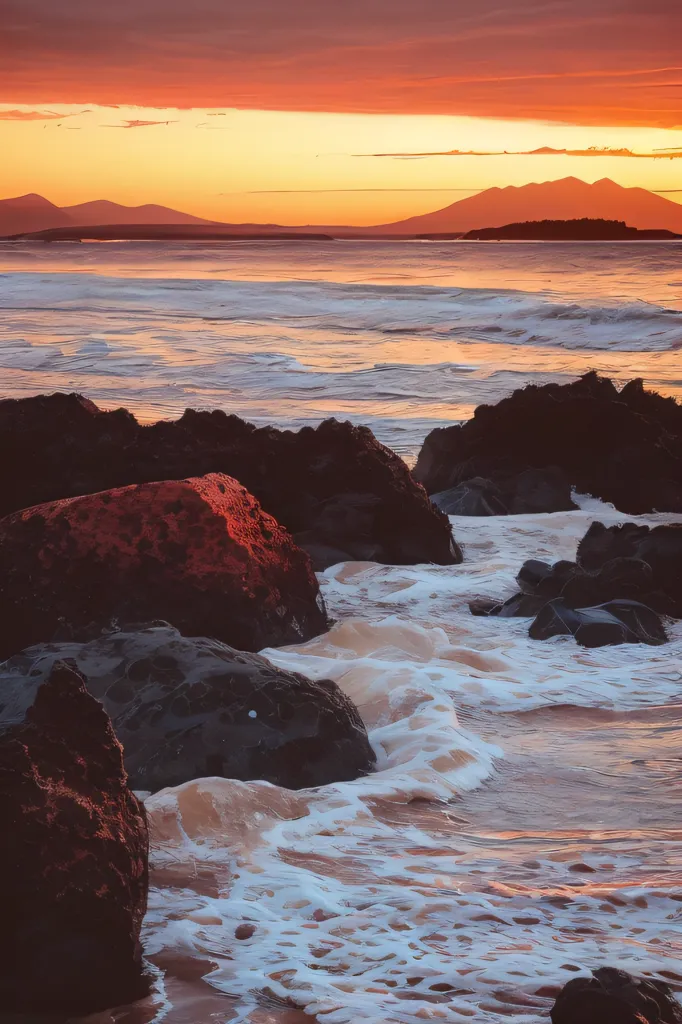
[0,473,327,660]
[0,392,459,568]
[414,372,682,514]
[529,598,667,647]
[0,661,148,1014]
[550,967,682,1023]
[0,625,376,792]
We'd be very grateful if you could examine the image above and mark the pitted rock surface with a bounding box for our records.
[0,392,459,568]
[0,660,149,1014]
[0,473,327,659]
[550,967,682,1023]
[0,625,376,792]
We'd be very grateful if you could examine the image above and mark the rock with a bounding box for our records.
[0,625,376,792]
[0,473,327,660]
[0,393,459,569]
[577,522,682,616]
[414,373,682,514]
[0,661,148,1014]
[529,598,667,647]
[430,467,575,517]
[550,967,682,1023]
[431,478,508,516]
[469,593,548,618]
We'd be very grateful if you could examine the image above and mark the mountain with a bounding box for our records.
[61,200,217,226]
[374,178,682,235]
[0,194,73,236]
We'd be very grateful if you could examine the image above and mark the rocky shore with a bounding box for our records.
[1,374,681,1019]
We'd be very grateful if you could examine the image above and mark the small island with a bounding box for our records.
[462,218,681,241]
[7,224,335,242]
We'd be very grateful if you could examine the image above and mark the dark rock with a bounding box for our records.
[431,478,508,516]
[414,372,682,514]
[550,967,682,1023]
[529,598,667,647]
[0,393,459,569]
[469,593,548,618]
[0,473,327,660]
[0,661,148,1014]
[577,522,682,616]
[430,467,575,517]
[0,625,376,792]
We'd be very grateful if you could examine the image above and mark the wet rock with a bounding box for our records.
[0,392,459,568]
[431,478,508,516]
[430,467,575,517]
[0,473,327,660]
[529,598,667,647]
[550,967,682,1023]
[0,661,148,1014]
[414,372,682,514]
[577,522,682,616]
[469,593,548,618]
[0,625,376,792]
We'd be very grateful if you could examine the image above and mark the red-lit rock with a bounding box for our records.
[0,473,327,659]
[0,660,149,1014]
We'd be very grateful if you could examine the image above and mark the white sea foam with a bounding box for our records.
[143,504,682,1022]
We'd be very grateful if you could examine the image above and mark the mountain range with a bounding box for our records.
[2,178,682,238]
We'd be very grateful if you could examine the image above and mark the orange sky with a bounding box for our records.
[1,1,681,223]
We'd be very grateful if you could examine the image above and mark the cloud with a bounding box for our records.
[224,187,483,194]
[0,0,680,127]
[99,118,178,128]
[360,146,682,159]
[0,108,69,120]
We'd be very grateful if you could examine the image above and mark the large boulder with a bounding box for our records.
[550,967,682,1023]
[414,373,682,514]
[0,473,327,660]
[0,392,460,568]
[0,661,148,1014]
[0,625,376,792]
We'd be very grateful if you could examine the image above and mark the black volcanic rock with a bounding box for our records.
[0,661,149,1014]
[550,967,682,1023]
[414,373,682,515]
[528,598,667,647]
[0,625,376,792]
[0,392,459,569]
[0,473,327,660]
[432,466,574,516]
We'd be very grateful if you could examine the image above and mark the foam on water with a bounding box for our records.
[141,501,682,1023]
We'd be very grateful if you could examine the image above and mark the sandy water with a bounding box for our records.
[0,241,680,1021]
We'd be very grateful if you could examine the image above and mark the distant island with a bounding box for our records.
[462,218,681,241]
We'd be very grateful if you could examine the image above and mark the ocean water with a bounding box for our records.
[0,241,681,1022]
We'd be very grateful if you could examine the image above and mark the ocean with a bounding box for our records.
[1,240,681,1022]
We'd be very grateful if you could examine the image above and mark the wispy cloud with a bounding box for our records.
[99,118,178,128]
[0,108,69,121]
[359,146,682,160]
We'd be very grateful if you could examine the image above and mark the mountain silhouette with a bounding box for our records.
[375,177,682,234]
[61,200,217,226]
[0,194,73,236]
[2,179,681,238]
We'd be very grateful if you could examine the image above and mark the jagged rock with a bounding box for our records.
[550,967,682,1023]
[0,661,148,1014]
[0,473,327,660]
[0,625,376,792]
[0,393,459,568]
[414,373,682,514]
[431,467,575,517]
[529,598,667,647]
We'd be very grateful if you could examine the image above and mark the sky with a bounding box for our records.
[1,0,681,224]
